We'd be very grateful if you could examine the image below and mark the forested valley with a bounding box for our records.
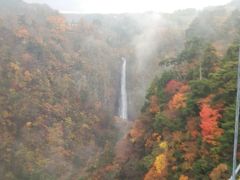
[1,0,240,179]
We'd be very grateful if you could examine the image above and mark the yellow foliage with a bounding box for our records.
[10,62,20,72]
[159,141,168,150]
[154,154,166,173]
[65,117,72,127]
[179,175,189,180]
[82,123,90,130]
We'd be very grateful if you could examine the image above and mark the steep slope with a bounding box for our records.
[114,43,239,180]
[0,0,120,179]
[63,10,197,118]
[186,2,240,55]
[1,0,240,179]
[105,3,240,180]
[0,0,196,179]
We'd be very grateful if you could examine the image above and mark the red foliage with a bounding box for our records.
[199,104,223,145]
[164,80,184,95]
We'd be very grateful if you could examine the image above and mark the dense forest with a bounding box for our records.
[1,0,240,179]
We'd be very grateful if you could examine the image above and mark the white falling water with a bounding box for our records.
[119,57,128,120]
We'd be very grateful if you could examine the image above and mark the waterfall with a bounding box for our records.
[119,57,128,120]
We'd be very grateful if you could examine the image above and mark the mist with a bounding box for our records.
[23,0,232,13]
[0,0,239,179]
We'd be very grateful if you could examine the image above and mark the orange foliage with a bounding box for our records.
[47,16,68,32]
[10,62,20,72]
[198,95,214,105]
[168,92,186,110]
[129,128,142,141]
[149,95,160,113]
[179,175,189,180]
[209,164,228,180]
[24,71,32,81]
[16,27,29,39]
[184,151,196,162]
[179,84,190,93]
[129,120,145,142]
[164,80,184,95]
[144,167,162,180]
[199,104,223,145]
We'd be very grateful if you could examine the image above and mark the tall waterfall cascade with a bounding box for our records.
[119,57,128,120]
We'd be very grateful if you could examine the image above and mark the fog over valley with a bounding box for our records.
[0,0,240,179]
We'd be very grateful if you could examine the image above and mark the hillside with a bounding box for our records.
[0,0,240,179]
[96,2,240,180]
[0,0,121,179]
[63,10,197,118]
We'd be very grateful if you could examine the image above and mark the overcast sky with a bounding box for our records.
[23,0,232,13]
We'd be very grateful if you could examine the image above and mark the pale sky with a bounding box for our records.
[23,0,232,13]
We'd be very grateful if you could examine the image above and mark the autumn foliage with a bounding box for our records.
[149,95,160,113]
[47,16,68,32]
[186,118,199,138]
[144,153,168,180]
[199,104,223,145]
[16,27,30,39]
[0,0,239,179]
[168,92,187,110]
[154,154,167,173]
[164,80,184,95]
[179,175,189,180]
[209,163,228,180]
[165,81,189,111]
